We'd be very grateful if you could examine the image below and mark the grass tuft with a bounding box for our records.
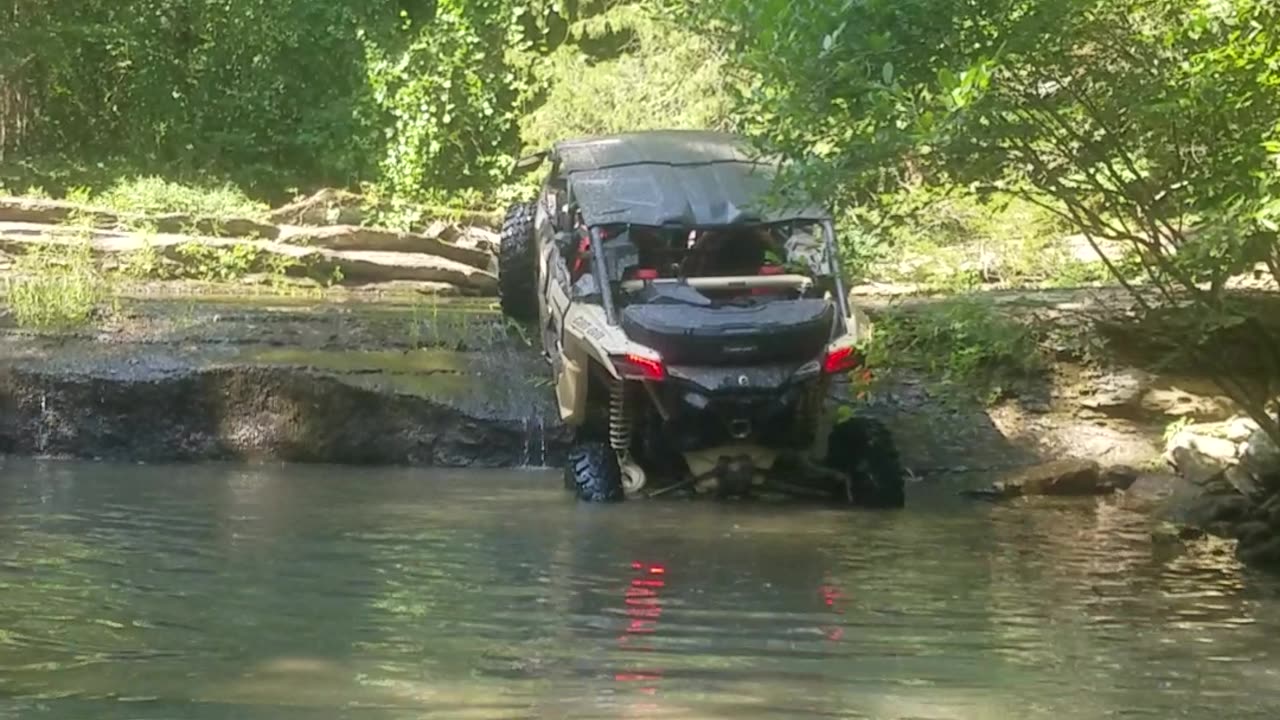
[5,241,109,329]
[93,176,267,218]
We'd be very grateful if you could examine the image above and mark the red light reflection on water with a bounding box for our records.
[616,561,667,699]
[820,580,846,642]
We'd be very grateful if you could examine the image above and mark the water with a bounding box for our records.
[3,459,1280,719]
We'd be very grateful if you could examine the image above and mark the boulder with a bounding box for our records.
[1231,521,1274,547]
[322,250,497,294]
[1224,465,1266,501]
[1016,459,1106,495]
[1187,494,1255,527]
[1240,429,1280,493]
[1166,428,1240,464]
[1263,494,1280,527]
[960,460,1149,501]
[1238,536,1280,566]
[1225,416,1261,443]
[1078,369,1149,412]
[1166,445,1232,490]
[267,189,364,226]
[455,228,500,255]
[1141,387,1236,421]
[1100,465,1140,491]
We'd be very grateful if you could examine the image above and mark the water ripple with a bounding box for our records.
[3,459,1280,719]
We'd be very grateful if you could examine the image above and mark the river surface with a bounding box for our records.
[3,458,1280,719]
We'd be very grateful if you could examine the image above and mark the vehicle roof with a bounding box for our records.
[551,130,830,228]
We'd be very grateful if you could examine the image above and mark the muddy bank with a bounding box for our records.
[0,295,566,467]
[0,286,1244,481]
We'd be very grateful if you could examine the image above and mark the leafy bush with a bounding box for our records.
[94,177,268,218]
[867,297,1045,402]
[704,0,1280,440]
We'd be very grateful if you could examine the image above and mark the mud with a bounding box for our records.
[0,287,1203,479]
[0,294,566,467]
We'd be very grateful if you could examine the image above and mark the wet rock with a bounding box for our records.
[1140,387,1236,421]
[1238,536,1280,566]
[1240,429,1280,494]
[1077,369,1149,412]
[1263,495,1280,526]
[1100,464,1140,491]
[280,225,491,269]
[1151,521,1205,544]
[0,195,118,225]
[320,250,497,293]
[151,214,281,240]
[1197,493,1254,524]
[1224,465,1265,502]
[969,459,1108,499]
[0,365,567,468]
[1166,445,1230,488]
[1017,459,1106,495]
[1231,521,1274,547]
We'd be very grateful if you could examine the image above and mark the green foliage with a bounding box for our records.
[519,3,737,154]
[3,0,740,211]
[704,0,1280,439]
[95,177,267,218]
[4,242,108,329]
[704,0,1280,287]
[362,1,524,203]
[867,298,1046,403]
[848,186,1141,290]
[1,1,395,197]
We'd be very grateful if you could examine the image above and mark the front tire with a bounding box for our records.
[498,200,538,322]
[826,416,906,508]
[564,439,625,503]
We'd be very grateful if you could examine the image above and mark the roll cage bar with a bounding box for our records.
[537,153,852,332]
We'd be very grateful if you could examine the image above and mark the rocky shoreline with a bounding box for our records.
[0,296,568,468]
[2,230,1279,570]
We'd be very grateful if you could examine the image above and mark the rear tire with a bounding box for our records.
[498,200,538,322]
[825,416,906,509]
[564,439,625,503]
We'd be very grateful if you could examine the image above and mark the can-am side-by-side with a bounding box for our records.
[498,130,904,507]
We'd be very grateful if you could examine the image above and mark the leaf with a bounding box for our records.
[882,61,894,85]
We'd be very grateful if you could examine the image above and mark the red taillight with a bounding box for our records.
[614,353,666,381]
[823,346,862,374]
[758,264,784,275]
[632,268,659,280]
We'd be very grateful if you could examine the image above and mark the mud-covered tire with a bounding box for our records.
[564,439,625,503]
[498,200,538,322]
[825,416,906,509]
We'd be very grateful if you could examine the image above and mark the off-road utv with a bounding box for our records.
[498,130,905,507]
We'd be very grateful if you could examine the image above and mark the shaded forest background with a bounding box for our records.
[0,0,728,210]
[2,0,1276,293]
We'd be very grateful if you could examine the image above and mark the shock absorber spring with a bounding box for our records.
[609,380,631,451]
